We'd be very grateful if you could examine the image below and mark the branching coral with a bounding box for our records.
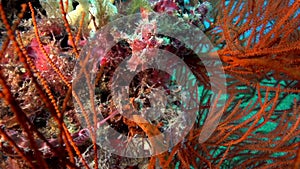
[0,0,299,169]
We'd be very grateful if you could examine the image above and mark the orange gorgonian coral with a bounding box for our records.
[0,0,299,169]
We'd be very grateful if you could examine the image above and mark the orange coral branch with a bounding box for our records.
[59,0,80,59]
[28,2,71,89]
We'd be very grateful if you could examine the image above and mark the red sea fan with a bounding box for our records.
[0,0,300,169]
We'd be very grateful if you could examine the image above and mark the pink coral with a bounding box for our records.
[153,0,179,14]
[27,38,51,72]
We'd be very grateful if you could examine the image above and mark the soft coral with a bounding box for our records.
[27,38,51,72]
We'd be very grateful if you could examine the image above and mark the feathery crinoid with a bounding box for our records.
[0,0,299,169]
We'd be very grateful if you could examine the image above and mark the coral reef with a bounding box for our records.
[0,0,299,169]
